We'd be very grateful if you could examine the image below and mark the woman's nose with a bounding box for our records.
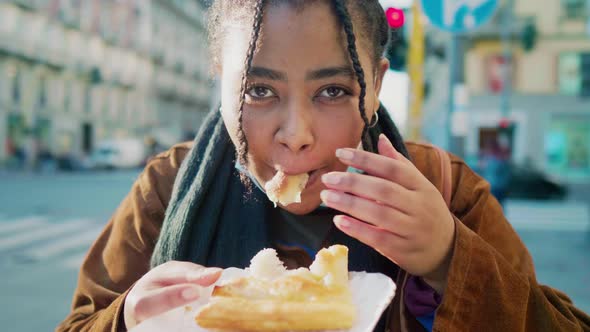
[275,102,314,153]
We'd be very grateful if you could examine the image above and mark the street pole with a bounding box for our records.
[447,34,459,152]
[447,34,468,157]
[408,1,425,142]
[501,0,515,117]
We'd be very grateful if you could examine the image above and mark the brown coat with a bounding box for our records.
[56,142,590,332]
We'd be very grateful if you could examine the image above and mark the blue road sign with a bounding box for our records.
[421,0,499,33]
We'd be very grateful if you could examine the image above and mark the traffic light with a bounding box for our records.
[499,118,511,129]
[386,27,407,71]
[521,21,537,52]
[385,7,405,29]
[384,7,407,71]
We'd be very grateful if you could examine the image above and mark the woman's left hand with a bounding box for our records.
[320,134,456,293]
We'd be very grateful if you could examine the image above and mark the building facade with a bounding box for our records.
[0,0,212,167]
[462,0,590,183]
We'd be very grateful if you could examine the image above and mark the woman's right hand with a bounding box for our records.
[123,261,222,330]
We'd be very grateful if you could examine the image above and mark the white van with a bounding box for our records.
[91,138,147,169]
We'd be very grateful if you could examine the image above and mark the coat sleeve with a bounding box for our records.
[433,157,590,331]
[55,145,189,332]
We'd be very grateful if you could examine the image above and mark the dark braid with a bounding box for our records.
[236,0,266,183]
[332,0,372,150]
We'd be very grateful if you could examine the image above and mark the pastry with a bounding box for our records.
[264,171,309,207]
[195,245,355,331]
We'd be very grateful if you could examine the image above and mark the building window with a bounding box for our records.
[561,0,588,19]
[84,85,91,113]
[38,76,47,109]
[486,55,516,94]
[52,78,65,111]
[64,81,71,113]
[558,53,590,97]
[12,70,20,104]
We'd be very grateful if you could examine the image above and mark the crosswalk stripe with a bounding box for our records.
[514,210,589,214]
[506,210,588,217]
[24,227,102,260]
[507,214,589,220]
[0,216,47,235]
[510,221,588,232]
[505,202,589,231]
[0,219,91,252]
[62,253,88,269]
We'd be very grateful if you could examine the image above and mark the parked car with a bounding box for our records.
[468,158,567,201]
[507,164,567,200]
[90,139,147,170]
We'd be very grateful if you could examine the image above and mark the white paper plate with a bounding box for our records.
[131,268,396,332]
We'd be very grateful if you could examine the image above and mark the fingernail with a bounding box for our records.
[334,216,351,228]
[322,173,341,185]
[321,190,341,203]
[336,149,354,161]
[187,268,222,281]
[182,287,200,300]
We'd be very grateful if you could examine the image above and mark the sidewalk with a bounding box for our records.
[505,199,590,313]
[568,183,590,207]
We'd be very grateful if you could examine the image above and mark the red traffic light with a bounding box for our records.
[386,7,405,29]
[499,118,511,129]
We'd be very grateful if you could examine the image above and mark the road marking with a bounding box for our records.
[0,219,90,252]
[62,253,88,269]
[0,216,47,236]
[506,201,589,231]
[23,227,102,260]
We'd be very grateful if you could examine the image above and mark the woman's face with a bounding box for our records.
[220,2,388,214]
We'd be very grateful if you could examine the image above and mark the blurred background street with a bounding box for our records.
[0,0,589,331]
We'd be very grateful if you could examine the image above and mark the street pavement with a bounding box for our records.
[0,170,140,332]
[504,200,590,314]
[0,170,588,331]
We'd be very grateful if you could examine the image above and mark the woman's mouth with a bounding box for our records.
[270,167,324,190]
[262,166,327,207]
[304,167,324,189]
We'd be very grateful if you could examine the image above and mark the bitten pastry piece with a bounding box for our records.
[264,171,309,207]
[195,245,356,331]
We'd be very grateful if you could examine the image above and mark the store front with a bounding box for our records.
[545,113,590,182]
[5,112,26,166]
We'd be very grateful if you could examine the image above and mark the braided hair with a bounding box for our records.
[208,0,391,173]
[235,0,266,184]
[332,0,370,150]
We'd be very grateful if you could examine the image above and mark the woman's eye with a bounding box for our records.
[246,86,276,99]
[319,87,347,98]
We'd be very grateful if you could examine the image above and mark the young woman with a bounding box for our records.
[57,1,590,331]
